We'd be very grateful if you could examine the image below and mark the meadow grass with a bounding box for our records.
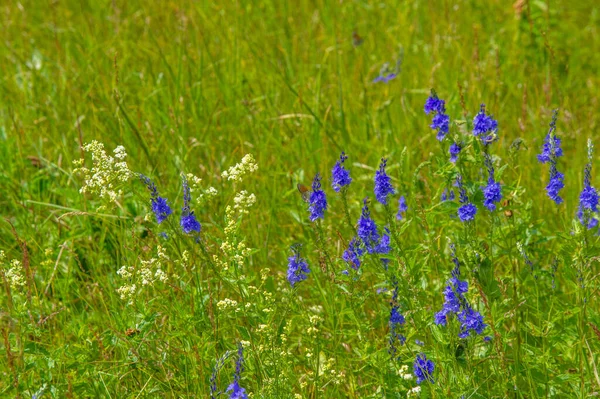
[1,1,600,398]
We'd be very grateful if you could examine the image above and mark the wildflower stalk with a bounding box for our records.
[313,220,334,274]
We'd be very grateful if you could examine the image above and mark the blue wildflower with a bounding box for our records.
[413,353,435,384]
[180,174,201,234]
[342,237,365,270]
[547,165,565,204]
[539,111,565,204]
[472,104,498,145]
[456,175,477,222]
[415,339,424,346]
[441,188,455,202]
[375,228,392,254]
[210,350,232,399]
[287,244,310,287]
[449,142,462,163]
[139,174,173,224]
[538,110,563,163]
[357,199,390,254]
[424,94,444,114]
[331,152,352,192]
[373,63,397,83]
[482,154,502,211]
[389,278,406,359]
[434,245,487,338]
[484,336,492,342]
[226,343,248,399]
[396,196,408,220]
[577,140,599,229]
[425,90,450,141]
[457,303,487,338]
[308,173,327,221]
[374,158,395,205]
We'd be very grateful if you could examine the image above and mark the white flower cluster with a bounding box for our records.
[116,245,170,301]
[186,173,218,205]
[318,357,345,386]
[216,298,239,312]
[407,385,421,397]
[213,206,251,271]
[221,154,258,182]
[233,190,256,214]
[398,364,414,380]
[307,314,323,337]
[1,252,26,289]
[73,141,132,204]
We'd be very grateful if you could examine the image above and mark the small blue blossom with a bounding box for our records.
[449,142,462,163]
[482,154,502,211]
[413,353,435,384]
[331,152,352,192]
[456,175,477,222]
[396,196,408,220]
[415,339,424,346]
[181,214,201,234]
[457,304,487,338]
[373,63,398,83]
[424,95,445,114]
[374,158,395,205]
[139,174,173,224]
[287,245,310,287]
[425,90,450,141]
[342,237,365,270]
[472,104,498,145]
[578,140,599,229]
[308,173,327,222]
[484,336,492,342]
[357,199,390,254]
[441,188,455,202]
[375,229,392,254]
[180,174,201,234]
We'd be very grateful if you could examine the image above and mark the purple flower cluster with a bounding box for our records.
[482,154,502,211]
[374,158,395,205]
[180,174,201,234]
[538,111,565,204]
[342,237,365,270]
[139,174,173,224]
[424,91,450,141]
[396,195,408,220]
[308,173,327,222]
[331,152,352,192]
[456,175,477,222]
[413,353,435,384]
[472,104,498,145]
[434,246,487,338]
[357,199,391,254]
[449,142,462,163]
[287,244,310,287]
[577,147,599,229]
